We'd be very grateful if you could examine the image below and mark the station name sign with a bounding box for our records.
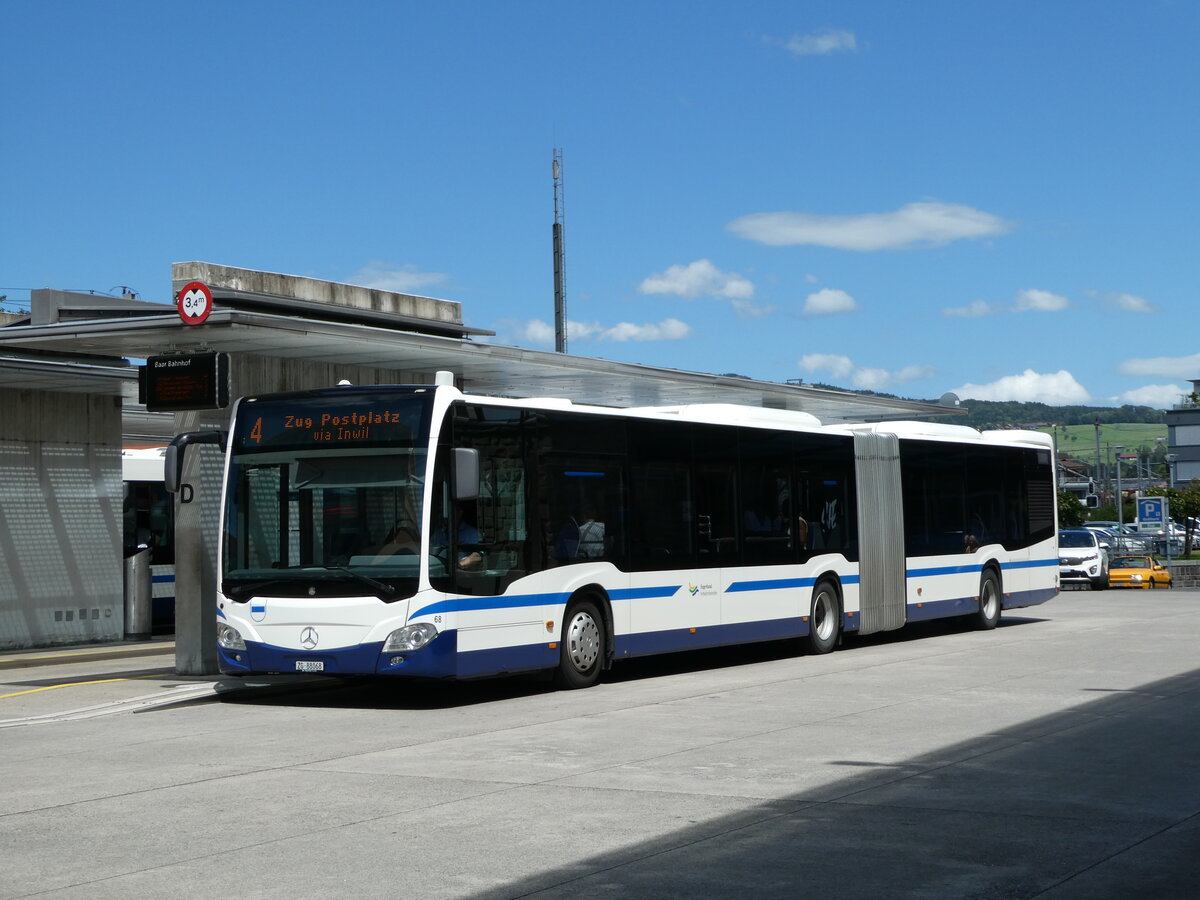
[139,352,230,412]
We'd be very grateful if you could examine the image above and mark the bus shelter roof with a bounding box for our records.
[0,309,959,425]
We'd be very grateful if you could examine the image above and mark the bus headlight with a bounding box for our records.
[217,623,246,651]
[383,623,438,652]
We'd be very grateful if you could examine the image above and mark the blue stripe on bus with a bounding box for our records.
[726,574,860,594]
[1002,558,1058,570]
[907,596,978,620]
[408,560,1057,621]
[411,592,572,619]
[152,574,175,584]
[411,585,682,619]
[610,585,682,600]
[617,617,808,658]
[907,563,983,577]
[1002,585,1057,609]
[907,558,1057,578]
[219,631,557,680]
[726,577,817,593]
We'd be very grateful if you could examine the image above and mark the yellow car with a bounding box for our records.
[1107,555,1172,589]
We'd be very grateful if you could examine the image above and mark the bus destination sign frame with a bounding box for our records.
[140,352,230,412]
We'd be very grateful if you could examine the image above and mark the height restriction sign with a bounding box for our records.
[176,281,213,325]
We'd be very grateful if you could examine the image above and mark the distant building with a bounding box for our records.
[1166,379,1200,485]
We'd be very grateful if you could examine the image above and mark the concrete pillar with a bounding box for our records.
[171,409,226,675]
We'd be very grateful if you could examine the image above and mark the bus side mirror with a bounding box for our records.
[165,430,228,500]
[164,444,182,494]
[452,448,480,501]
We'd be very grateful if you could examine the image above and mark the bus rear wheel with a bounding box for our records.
[975,569,1001,630]
[806,580,840,654]
[554,598,605,689]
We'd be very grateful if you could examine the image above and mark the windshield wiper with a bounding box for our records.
[323,565,399,600]
[222,579,298,602]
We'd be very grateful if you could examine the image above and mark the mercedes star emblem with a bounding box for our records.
[300,627,319,650]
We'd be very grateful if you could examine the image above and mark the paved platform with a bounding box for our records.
[3,591,1200,898]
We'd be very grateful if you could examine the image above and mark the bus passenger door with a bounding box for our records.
[854,432,906,635]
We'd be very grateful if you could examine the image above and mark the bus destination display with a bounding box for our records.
[234,392,430,451]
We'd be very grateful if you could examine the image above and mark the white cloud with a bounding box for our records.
[803,288,858,316]
[599,318,693,342]
[348,261,449,293]
[1119,353,1200,380]
[1013,289,1069,312]
[894,364,938,382]
[518,319,556,344]
[951,369,1090,404]
[731,299,776,320]
[638,259,754,300]
[518,317,692,346]
[1096,291,1157,313]
[785,29,858,57]
[728,201,1012,251]
[943,300,994,318]
[801,353,856,380]
[1112,384,1190,409]
[799,353,934,390]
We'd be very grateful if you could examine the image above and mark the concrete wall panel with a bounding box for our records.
[0,393,122,649]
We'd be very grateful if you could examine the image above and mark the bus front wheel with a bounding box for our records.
[807,580,841,654]
[554,598,605,689]
[975,569,1002,630]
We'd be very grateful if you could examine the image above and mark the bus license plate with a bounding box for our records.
[295,660,324,672]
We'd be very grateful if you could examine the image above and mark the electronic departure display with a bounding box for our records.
[232,389,433,452]
[140,352,230,412]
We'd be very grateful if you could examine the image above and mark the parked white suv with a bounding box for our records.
[1059,529,1110,590]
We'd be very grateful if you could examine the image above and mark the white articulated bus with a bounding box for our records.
[170,378,1058,688]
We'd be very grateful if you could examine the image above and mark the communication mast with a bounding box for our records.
[552,149,567,353]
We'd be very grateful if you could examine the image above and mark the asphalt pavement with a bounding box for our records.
[3,590,1200,899]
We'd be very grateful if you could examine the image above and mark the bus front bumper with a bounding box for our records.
[218,629,459,678]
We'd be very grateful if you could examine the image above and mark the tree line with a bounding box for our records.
[948,401,1165,430]
[802,385,1168,429]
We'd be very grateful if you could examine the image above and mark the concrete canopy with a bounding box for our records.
[0,309,958,425]
[0,354,133,395]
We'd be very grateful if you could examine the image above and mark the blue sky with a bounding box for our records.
[3,1,1198,409]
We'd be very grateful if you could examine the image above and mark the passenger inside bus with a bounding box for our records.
[433,505,484,570]
[576,507,606,558]
[374,523,419,556]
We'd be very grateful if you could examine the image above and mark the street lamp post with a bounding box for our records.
[1114,445,1124,530]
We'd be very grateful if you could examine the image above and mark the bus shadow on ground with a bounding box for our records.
[463,663,1200,900]
[213,614,1047,712]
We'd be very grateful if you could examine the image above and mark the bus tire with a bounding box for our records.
[806,579,840,654]
[554,598,605,689]
[975,569,1002,630]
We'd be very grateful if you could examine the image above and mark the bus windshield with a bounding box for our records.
[221,390,435,602]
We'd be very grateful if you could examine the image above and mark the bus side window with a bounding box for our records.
[739,430,795,565]
[441,405,530,595]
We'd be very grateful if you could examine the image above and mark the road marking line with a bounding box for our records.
[0,682,223,728]
[0,674,164,701]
